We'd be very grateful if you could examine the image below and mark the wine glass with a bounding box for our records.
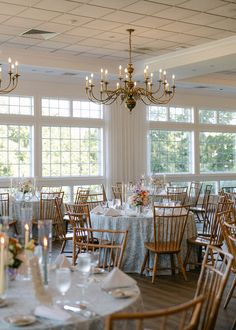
[90,251,100,276]
[76,253,91,308]
[55,268,71,305]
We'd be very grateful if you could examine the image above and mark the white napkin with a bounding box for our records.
[54,254,72,269]
[104,208,121,217]
[101,267,136,290]
[34,305,71,321]
[91,205,104,214]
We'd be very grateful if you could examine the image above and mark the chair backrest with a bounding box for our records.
[41,186,63,193]
[73,227,128,270]
[53,197,67,240]
[65,203,91,229]
[221,186,236,193]
[0,193,9,216]
[222,221,236,272]
[40,191,64,220]
[187,181,202,207]
[201,184,212,210]
[167,186,188,205]
[105,295,205,330]
[74,187,90,204]
[195,245,233,330]
[203,195,232,245]
[153,205,189,251]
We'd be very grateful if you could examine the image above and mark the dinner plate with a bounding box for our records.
[4,314,36,327]
[109,288,136,299]
[92,267,105,274]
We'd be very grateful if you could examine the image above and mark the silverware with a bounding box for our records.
[64,305,98,319]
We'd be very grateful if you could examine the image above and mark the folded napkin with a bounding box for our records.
[54,254,72,269]
[34,305,71,321]
[104,208,121,217]
[91,205,104,214]
[101,267,136,291]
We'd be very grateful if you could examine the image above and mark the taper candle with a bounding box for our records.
[24,223,29,248]
[43,237,48,285]
[0,236,5,295]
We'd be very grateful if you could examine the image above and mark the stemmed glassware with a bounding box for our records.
[76,253,91,308]
[55,268,71,305]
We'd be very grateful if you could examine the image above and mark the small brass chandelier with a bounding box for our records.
[0,58,20,94]
[85,29,176,112]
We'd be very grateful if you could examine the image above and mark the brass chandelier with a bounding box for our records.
[0,58,20,94]
[85,29,176,112]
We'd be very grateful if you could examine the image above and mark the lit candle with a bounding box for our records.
[163,70,166,80]
[90,73,93,84]
[100,68,103,80]
[0,67,2,82]
[8,58,11,71]
[85,76,88,88]
[24,223,29,248]
[116,82,120,88]
[0,236,5,295]
[150,73,153,84]
[172,74,175,86]
[105,69,108,81]
[15,61,18,74]
[159,68,162,80]
[119,65,122,77]
[43,237,48,285]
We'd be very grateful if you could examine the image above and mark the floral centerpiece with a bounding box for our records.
[20,179,34,194]
[129,187,150,207]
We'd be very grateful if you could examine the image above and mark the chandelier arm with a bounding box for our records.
[0,74,19,94]
[87,88,123,104]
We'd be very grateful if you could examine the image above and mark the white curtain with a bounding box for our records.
[105,101,148,195]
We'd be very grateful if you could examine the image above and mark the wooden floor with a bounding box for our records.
[52,241,235,330]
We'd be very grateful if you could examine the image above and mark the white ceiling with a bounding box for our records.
[1,0,236,93]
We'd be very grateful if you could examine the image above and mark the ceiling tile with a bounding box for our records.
[70,4,115,18]
[60,44,93,52]
[34,22,72,33]
[34,0,79,12]
[208,3,236,17]
[7,36,41,46]
[179,0,225,11]
[164,33,201,43]
[138,29,174,39]
[161,21,197,33]
[0,24,26,36]
[0,2,26,15]
[111,25,150,35]
[209,18,236,32]
[79,38,111,47]
[0,34,13,42]
[51,14,93,26]
[182,13,224,25]
[0,14,10,23]
[81,19,122,31]
[1,0,39,5]
[51,33,85,44]
[93,31,127,42]
[3,17,43,29]
[65,26,101,37]
[88,0,138,10]
[189,25,228,37]
[102,11,144,24]
[210,31,236,39]
[154,7,196,20]
[145,0,187,4]
[131,16,172,29]
[18,8,61,20]
[122,1,169,15]
[35,40,70,49]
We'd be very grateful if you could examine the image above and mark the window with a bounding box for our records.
[0,95,34,115]
[42,126,103,177]
[148,106,193,123]
[0,124,33,177]
[73,101,103,119]
[149,130,192,173]
[200,132,236,172]
[199,109,236,125]
[42,98,70,117]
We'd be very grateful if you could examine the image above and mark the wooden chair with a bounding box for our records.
[141,205,190,283]
[220,222,236,310]
[64,202,91,230]
[39,191,64,221]
[186,181,202,207]
[53,197,73,255]
[167,186,188,205]
[73,227,128,269]
[74,187,90,204]
[0,192,18,234]
[105,295,204,330]
[190,184,212,222]
[194,245,233,330]
[184,195,233,268]
[41,186,63,193]
[221,187,236,193]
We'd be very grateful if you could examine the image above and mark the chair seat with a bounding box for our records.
[187,235,222,247]
[144,241,180,254]
[190,206,205,213]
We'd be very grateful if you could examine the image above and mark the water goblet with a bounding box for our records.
[89,251,100,276]
[76,253,91,308]
[55,268,71,305]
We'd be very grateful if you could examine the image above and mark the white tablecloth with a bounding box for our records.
[91,211,197,273]
[0,271,142,330]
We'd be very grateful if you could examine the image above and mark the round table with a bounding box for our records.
[91,210,197,273]
[0,270,142,330]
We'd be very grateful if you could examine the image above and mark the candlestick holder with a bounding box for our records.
[0,233,8,299]
[38,220,52,265]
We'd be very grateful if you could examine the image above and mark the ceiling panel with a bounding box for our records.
[51,14,93,26]
[121,1,169,15]
[102,11,144,24]
[33,0,79,12]
[18,7,61,20]
[208,3,236,17]
[131,16,172,29]
[179,0,225,11]
[70,4,115,18]
[154,7,197,20]
[81,19,122,31]
[88,0,138,10]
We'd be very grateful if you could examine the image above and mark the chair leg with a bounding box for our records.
[224,275,236,309]
[60,240,66,254]
[177,253,187,281]
[152,253,158,284]
[140,250,149,275]
[184,243,192,269]
[13,223,19,235]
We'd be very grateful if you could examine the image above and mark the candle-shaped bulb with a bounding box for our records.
[100,68,103,80]
[172,74,175,86]
[150,72,153,84]
[134,81,137,86]
[116,82,120,88]
[105,69,108,80]
[86,76,89,88]
[8,58,11,64]
[159,68,162,80]
[119,65,122,77]
[124,68,127,74]
[15,61,19,74]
